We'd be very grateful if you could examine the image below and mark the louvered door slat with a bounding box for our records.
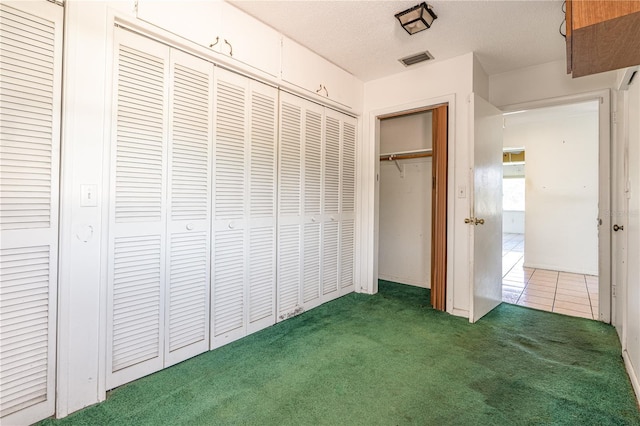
[278,102,302,216]
[303,223,321,303]
[114,44,165,224]
[277,224,301,317]
[323,116,340,214]
[214,80,245,220]
[213,229,244,337]
[342,121,356,213]
[248,227,275,324]
[322,221,339,296]
[107,29,168,390]
[304,110,322,215]
[0,2,61,424]
[340,219,355,290]
[165,50,212,366]
[0,246,50,418]
[0,3,56,232]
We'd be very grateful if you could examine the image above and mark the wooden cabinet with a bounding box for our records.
[137,0,281,77]
[281,37,360,110]
[566,0,640,77]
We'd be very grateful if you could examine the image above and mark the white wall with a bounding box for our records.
[58,0,137,416]
[504,111,599,275]
[361,52,475,317]
[490,60,617,107]
[379,113,432,288]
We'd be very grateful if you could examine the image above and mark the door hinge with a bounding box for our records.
[612,111,618,124]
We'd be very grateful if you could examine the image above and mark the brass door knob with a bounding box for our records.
[475,218,485,225]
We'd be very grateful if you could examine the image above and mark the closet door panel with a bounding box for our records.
[211,69,248,348]
[107,29,169,390]
[0,2,62,423]
[277,93,303,319]
[165,50,212,366]
[302,105,324,309]
[247,83,277,332]
[340,116,357,293]
[321,111,341,301]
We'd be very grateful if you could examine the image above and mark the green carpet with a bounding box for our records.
[40,280,640,425]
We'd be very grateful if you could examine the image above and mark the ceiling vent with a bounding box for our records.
[398,51,434,67]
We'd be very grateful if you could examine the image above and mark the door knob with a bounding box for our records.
[464,217,474,224]
[475,218,485,225]
[613,224,624,232]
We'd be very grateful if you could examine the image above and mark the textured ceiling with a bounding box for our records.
[229,0,567,82]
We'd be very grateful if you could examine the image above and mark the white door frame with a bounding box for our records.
[369,94,456,313]
[501,89,612,323]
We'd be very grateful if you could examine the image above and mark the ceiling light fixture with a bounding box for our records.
[395,2,437,35]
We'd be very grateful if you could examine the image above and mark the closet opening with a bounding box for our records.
[377,104,448,310]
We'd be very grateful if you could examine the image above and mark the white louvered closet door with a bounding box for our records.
[340,115,357,294]
[0,2,62,424]
[277,92,304,320]
[107,29,170,389]
[246,82,278,334]
[164,50,213,367]
[302,102,325,311]
[322,110,341,302]
[211,69,248,348]
[211,69,278,347]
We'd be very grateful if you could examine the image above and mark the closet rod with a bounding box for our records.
[379,152,433,161]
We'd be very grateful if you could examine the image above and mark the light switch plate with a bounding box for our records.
[80,184,98,207]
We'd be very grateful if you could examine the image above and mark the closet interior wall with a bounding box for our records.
[105,28,357,390]
[378,112,433,288]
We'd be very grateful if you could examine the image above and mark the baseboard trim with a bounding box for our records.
[378,274,430,289]
[452,308,469,318]
[623,349,640,405]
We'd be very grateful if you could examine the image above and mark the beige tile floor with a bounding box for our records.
[502,233,599,320]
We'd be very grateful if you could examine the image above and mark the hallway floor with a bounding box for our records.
[502,233,599,320]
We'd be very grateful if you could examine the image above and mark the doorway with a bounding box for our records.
[376,104,448,310]
[500,100,602,320]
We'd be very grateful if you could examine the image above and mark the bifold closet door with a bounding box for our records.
[321,111,341,302]
[277,93,358,317]
[340,115,357,294]
[164,50,213,367]
[107,29,213,388]
[0,2,62,424]
[211,69,277,348]
[107,29,170,389]
[277,92,303,319]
